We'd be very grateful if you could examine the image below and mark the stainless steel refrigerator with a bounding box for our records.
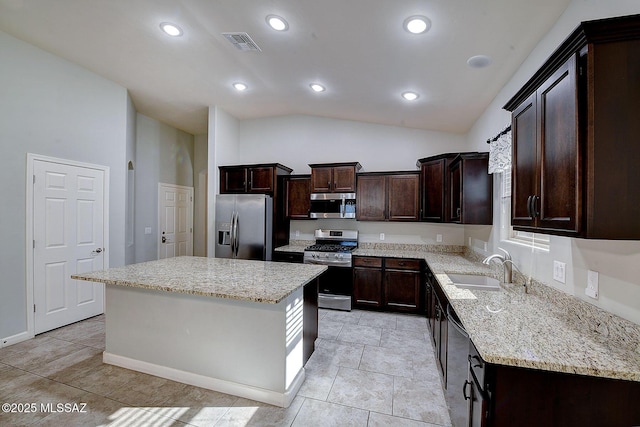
[215,194,273,261]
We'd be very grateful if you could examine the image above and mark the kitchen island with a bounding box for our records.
[72,256,326,407]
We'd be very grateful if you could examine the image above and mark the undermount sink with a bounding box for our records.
[447,274,502,291]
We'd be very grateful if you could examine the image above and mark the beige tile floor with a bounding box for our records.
[0,309,452,426]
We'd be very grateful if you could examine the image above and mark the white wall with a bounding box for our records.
[125,93,137,266]
[465,0,640,324]
[239,115,467,174]
[134,114,194,263]
[207,107,239,256]
[237,114,470,245]
[194,134,208,257]
[0,31,128,340]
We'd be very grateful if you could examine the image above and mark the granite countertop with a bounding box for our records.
[426,254,640,383]
[274,242,640,382]
[72,256,327,304]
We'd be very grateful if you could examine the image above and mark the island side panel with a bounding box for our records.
[103,284,304,406]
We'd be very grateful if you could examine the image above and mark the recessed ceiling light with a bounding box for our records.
[402,91,419,101]
[160,22,183,37]
[233,82,247,91]
[310,83,325,93]
[266,15,289,31]
[467,55,493,68]
[403,15,431,34]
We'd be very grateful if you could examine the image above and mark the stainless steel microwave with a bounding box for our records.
[309,193,356,219]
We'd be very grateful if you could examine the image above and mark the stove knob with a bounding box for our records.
[323,253,329,258]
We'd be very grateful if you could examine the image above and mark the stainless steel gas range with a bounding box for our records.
[303,229,358,311]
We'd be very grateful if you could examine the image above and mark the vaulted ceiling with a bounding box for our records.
[0,0,572,135]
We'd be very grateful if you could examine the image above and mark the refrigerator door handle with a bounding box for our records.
[229,211,236,257]
[232,211,239,257]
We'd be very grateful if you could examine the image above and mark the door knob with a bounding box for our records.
[162,236,167,243]
[91,247,103,256]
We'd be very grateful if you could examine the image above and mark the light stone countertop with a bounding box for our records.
[437,274,640,382]
[72,256,327,304]
[274,242,640,382]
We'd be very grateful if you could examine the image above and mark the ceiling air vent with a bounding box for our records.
[222,32,262,52]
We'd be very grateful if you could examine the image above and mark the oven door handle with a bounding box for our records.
[304,259,352,267]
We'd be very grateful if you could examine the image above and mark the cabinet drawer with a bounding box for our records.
[385,258,420,271]
[353,257,383,268]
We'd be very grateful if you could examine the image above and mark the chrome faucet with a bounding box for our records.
[483,248,513,284]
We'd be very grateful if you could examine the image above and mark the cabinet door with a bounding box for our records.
[356,175,386,221]
[353,267,383,308]
[221,167,247,193]
[248,167,274,193]
[511,93,538,227]
[332,166,357,192]
[537,55,579,233]
[449,162,462,222]
[384,270,420,312]
[388,174,419,221]
[421,159,446,222]
[286,176,311,219]
[310,167,333,192]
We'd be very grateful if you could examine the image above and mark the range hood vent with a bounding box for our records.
[222,32,262,52]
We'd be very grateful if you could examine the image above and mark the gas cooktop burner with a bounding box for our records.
[305,244,357,253]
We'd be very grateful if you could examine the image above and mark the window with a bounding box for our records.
[500,169,549,251]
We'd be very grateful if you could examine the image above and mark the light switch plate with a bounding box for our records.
[586,270,599,299]
[379,233,385,241]
[144,227,152,235]
[436,234,443,243]
[553,261,566,284]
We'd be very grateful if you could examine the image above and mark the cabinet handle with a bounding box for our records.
[463,380,472,400]
[526,195,533,218]
[456,207,461,218]
[531,195,539,218]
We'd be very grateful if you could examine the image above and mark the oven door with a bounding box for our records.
[312,264,353,311]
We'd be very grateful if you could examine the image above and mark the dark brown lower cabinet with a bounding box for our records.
[384,258,421,312]
[353,256,422,314]
[353,257,383,308]
[302,278,318,365]
[472,356,640,426]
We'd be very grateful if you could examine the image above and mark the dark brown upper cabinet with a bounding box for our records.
[418,153,492,225]
[417,154,457,222]
[356,172,420,222]
[448,153,493,224]
[309,162,361,193]
[285,175,313,219]
[219,163,292,195]
[504,13,640,239]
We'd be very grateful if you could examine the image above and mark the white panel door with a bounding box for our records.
[33,160,105,334]
[158,183,193,259]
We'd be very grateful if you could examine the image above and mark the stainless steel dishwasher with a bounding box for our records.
[446,304,470,427]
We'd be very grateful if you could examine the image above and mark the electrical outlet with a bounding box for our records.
[295,230,300,238]
[436,234,443,243]
[144,227,152,235]
[379,233,385,241]
[483,242,488,251]
[553,261,566,284]
[586,270,599,299]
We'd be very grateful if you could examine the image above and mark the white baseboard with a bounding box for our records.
[1,331,33,348]
[103,352,305,408]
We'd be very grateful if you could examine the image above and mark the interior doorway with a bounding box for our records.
[158,183,193,259]
[27,154,109,335]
